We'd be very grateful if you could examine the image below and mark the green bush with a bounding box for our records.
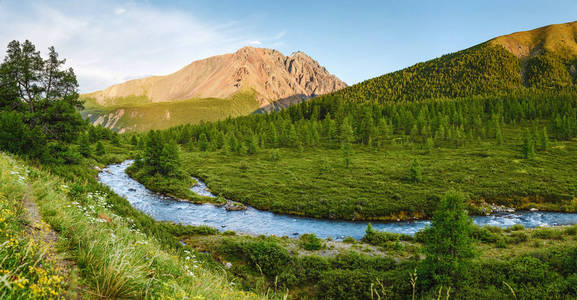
[361,223,413,247]
[532,228,564,240]
[508,231,529,244]
[342,236,356,244]
[299,233,324,250]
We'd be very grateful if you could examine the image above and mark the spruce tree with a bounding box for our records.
[409,159,423,183]
[95,141,105,156]
[198,133,209,151]
[420,191,474,286]
[495,123,505,145]
[522,129,536,159]
[538,127,550,151]
[78,133,91,157]
[130,135,138,146]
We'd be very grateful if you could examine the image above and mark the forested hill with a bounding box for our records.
[333,21,577,103]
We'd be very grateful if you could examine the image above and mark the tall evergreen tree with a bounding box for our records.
[522,129,536,159]
[538,127,550,151]
[409,159,423,183]
[420,191,474,286]
[78,133,91,157]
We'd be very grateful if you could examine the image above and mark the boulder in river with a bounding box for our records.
[225,200,247,211]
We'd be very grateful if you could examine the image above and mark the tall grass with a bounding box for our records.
[1,152,264,299]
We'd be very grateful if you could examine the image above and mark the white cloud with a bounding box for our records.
[114,7,127,15]
[248,40,262,45]
[0,0,263,93]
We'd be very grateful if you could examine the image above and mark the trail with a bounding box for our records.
[22,188,84,299]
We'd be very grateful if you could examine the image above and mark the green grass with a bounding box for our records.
[179,131,577,220]
[0,152,265,299]
[81,91,261,132]
[0,155,68,299]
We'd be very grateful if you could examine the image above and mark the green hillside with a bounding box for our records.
[335,42,577,103]
[81,91,261,132]
[333,22,577,103]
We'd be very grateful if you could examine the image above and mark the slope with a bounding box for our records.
[334,21,577,104]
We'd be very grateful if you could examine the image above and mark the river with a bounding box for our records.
[98,160,577,240]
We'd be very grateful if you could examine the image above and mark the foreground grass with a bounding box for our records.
[0,155,66,298]
[0,152,264,299]
[179,223,577,299]
[180,132,577,220]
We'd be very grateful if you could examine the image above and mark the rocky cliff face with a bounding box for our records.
[84,47,346,107]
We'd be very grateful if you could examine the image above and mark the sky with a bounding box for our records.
[0,0,576,93]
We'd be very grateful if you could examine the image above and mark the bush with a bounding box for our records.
[362,223,412,246]
[342,236,356,244]
[218,239,292,277]
[532,228,564,240]
[470,225,499,243]
[508,231,529,244]
[496,237,507,248]
[565,225,577,236]
[299,233,324,251]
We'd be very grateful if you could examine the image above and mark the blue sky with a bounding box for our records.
[1,0,575,92]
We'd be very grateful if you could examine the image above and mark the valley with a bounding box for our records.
[2,14,577,300]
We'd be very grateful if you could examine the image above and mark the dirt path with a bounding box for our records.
[22,189,84,299]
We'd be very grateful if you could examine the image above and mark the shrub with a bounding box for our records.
[508,231,529,244]
[236,240,291,277]
[496,237,507,248]
[564,225,577,236]
[361,223,413,246]
[342,236,356,244]
[470,225,499,243]
[299,233,324,250]
[532,228,564,240]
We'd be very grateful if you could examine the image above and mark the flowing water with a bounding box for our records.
[98,160,577,240]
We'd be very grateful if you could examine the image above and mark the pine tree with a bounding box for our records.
[111,133,121,146]
[341,142,352,168]
[495,123,504,145]
[420,191,474,286]
[144,131,164,173]
[425,137,434,154]
[538,127,550,151]
[247,135,259,154]
[95,141,105,156]
[186,138,195,152]
[522,129,536,159]
[409,159,423,183]
[159,140,181,176]
[130,135,138,146]
[198,133,209,151]
[78,133,91,157]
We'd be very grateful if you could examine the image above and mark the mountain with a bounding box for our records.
[81,47,346,132]
[333,21,577,103]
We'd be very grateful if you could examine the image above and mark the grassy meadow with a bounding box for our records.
[179,130,577,221]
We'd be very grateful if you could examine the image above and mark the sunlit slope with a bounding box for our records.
[81,91,260,132]
[333,21,577,104]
